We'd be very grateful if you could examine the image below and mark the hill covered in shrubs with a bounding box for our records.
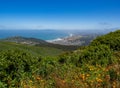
[0,30,120,88]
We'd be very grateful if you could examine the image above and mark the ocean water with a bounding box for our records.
[0,30,70,40]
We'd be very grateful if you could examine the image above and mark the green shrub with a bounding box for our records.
[36,57,57,78]
[78,45,113,66]
[0,49,40,87]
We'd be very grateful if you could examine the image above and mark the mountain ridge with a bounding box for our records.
[1,36,79,51]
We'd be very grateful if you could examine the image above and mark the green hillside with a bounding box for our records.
[0,41,63,57]
[0,30,120,88]
[91,30,120,51]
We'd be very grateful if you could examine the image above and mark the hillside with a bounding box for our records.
[1,36,79,51]
[3,36,46,45]
[0,30,120,88]
[0,41,63,57]
[91,30,120,51]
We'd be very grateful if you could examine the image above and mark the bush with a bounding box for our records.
[78,45,113,66]
[0,49,40,87]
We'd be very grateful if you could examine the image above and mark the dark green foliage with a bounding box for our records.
[108,69,117,81]
[36,43,79,51]
[58,53,69,64]
[0,49,41,87]
[35,57,58,78]
[58,52,77,65]
[58,57,66,64]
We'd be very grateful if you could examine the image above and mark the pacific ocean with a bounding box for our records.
[0,30,70,40]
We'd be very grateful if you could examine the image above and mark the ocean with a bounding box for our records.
[0,30,70,40]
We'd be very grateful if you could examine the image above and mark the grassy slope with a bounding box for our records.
[0,30,120,88]
[0,41,63,57]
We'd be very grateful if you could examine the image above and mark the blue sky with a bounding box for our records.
[0,0,120,30]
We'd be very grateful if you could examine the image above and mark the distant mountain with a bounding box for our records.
[2,36,47,45]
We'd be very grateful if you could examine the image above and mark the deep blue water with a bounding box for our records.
[0,30,69,40]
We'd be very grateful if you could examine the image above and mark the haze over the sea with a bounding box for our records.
[0,0,120,30]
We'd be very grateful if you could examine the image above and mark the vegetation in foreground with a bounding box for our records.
[0,30,120,88]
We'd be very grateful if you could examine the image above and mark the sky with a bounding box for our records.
[0,0,120,30]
